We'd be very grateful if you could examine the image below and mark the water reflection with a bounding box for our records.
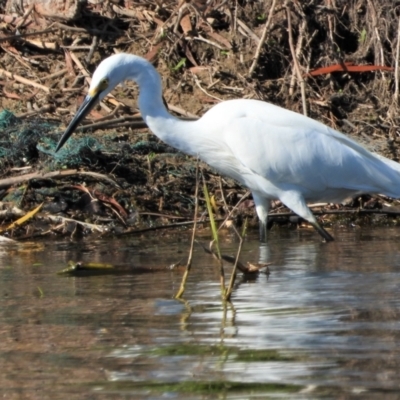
[0,228,399,398]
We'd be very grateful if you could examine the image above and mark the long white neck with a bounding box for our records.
[134,60,170,121]
[126,57,192,152]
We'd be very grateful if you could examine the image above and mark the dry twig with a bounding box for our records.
[248,0,278,76]
[45,214,107,233]
[285,4,307,116]
[0,29,57,42]
[0,170,119,189]
[0,69,50,93]
[394,17,400,102]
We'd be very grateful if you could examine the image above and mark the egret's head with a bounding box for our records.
[89,54,134,101]
[55,54,134,153]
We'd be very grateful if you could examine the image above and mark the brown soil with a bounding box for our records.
[1,0,400,240]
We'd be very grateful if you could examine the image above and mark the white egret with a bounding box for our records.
[55,53,400,242]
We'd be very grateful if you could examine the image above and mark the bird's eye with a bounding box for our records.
[99,78,109,90]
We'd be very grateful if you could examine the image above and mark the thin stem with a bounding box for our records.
[286,4,308,116]
[203,179,226,297]
[248,0,278,76]
[225,220,247,301]
[394,16,400,102]
[174,158,200,299]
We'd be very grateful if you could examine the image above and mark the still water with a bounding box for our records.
[0,228,400,399]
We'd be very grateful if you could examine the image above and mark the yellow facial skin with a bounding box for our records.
[89,78,109,97]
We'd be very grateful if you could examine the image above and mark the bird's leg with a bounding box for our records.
[259,220,268,243]
[252,192,270,243]
[280,191,335,242]
[259,218,275,242]
[258,242,270,263]
[311,221,334,242]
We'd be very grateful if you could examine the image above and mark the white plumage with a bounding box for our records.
[56,53,400,241]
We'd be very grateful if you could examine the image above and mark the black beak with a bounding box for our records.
[55,93,100,153]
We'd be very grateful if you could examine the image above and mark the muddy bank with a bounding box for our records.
[0,1,400,239]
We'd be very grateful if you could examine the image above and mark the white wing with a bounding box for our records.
[196,99,400,200]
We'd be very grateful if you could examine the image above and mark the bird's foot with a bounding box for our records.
[312,222,334,242]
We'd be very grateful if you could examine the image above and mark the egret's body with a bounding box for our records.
[56,53,400,241]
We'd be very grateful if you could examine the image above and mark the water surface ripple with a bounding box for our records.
[0,228,399,399]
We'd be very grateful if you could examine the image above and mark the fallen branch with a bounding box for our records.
[77,116,147,132]
[16,104,53,118]
[0,68,50,93]
[118,217,230,236]
[269,208,400,218]
[119,206,400,236]
[44,214,107,233]
[24,38,58,50]
[0,170,119,189]
[0,29,58,42]
[54,22,118,36]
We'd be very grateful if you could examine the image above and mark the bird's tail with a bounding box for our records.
[379,155,400,172]
[373,153,400,197]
